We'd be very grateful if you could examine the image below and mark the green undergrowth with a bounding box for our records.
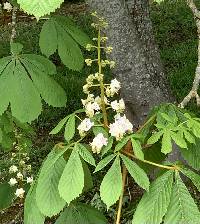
[151,0,200,114]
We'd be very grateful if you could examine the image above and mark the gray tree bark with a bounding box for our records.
[86,0,173,129]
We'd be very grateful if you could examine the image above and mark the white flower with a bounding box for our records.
[105,46,113,54]
[111,99,125,113]
[17,172,23,180]
[26,177,33,184]
[85,59,93,66]
[77,118,94,136]
[3,2,12,11]
[15,188,25,198]
[9,165,18,173]
[19,160,25,166]
[85,102,95,117]
[85,102,100,118]
[110,79,121,96]
[27,164,32,171]
[9,178,17,186]
[109,115,133,140]
[90,133,108,154]
[86,44,92,51]
[110,61,116,69]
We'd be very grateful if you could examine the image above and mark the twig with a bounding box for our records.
[115,165,128,224]
[179,0,200,108]
[123,151,179,170]
[10,6,17,44]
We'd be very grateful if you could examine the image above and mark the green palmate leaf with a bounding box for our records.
[50,115,70,134]
[161,130,172,154]
[164,172,200,224]
[54,16,92,48]
[9,60,42,123]
[78,143,96,167]
[22,54,56,75]
[0,182,15,210]
[0,60,12,116]
[181,168,200,191]
[64,114,75,142]
[94,154,116,173]
[82,160,93,192]
[0,56,11,74]
[21,57,67,107]
[160,112,174,123]
[39,19,57,58]
[24,182,45,224]
[100,156,122,209]
[132,171,174,224]
[183,130,195,144]
[55,203,107,224]
[0,128,2,143]
[180,139,200,170]
[0,47,67,122]
[170,131,187,148]
[101,136,113,156]
[39,16,88,71]
[36,156,66,217]
[58,146,84,204]
[120,155,149,191]
[57,25,83,71]
[131,138,144,160]
[147,131,163,145]
[16,0,64,19]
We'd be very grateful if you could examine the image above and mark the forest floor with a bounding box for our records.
[0,0,200,223]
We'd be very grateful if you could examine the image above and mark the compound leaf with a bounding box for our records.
[55,202,107,224]
[36,156,66,217]
[24,182,45,224]
[17,0,64,19]
[132,171,173,224]
[100,156,122,209]
[121,154,149,191]
[164,172,200,224]
[58,146,84,204]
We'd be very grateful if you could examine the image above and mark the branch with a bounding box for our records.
[179,0,200,108]
[10,6,17,44]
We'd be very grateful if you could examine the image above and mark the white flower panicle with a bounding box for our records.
[15,188,25,198]
[90,133,108,154]
[77,118,94,136]
[109,115,133,140]
[3,2,13,11]
[9,165,18,173]
[26,177,33,184]
[111,99,125,113]
[9,178,17,186]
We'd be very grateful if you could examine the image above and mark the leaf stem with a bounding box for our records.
[98,28,108,128]
[137,114,157,133]
[122,151,178,170]
[115,165,127,224]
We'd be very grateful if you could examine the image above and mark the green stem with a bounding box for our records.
[123,151,178,170]
[115,165,127,224]
[98,28,108,128]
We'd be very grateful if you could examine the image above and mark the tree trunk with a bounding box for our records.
[86,0,173,128]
